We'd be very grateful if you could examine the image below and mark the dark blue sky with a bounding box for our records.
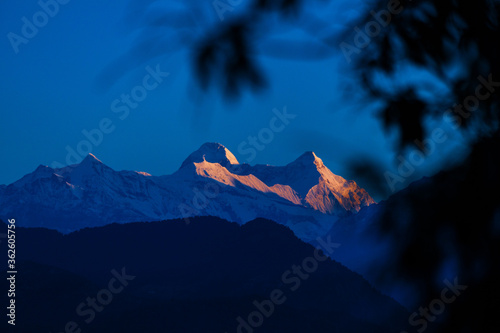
[0,0,464,200]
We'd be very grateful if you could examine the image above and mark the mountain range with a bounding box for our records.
[0,142,374,241]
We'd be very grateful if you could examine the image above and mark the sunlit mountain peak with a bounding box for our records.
[180,142,239,169]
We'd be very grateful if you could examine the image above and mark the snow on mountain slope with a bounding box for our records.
[187,159,303,205]
[0,143,375,240]
[233,151,375,214]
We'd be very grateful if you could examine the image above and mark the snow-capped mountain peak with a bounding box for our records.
[52,153,113,188]
[180,142,239,169]
[12,164,55,188]
[290,151,325,169]
[80,153,103,165]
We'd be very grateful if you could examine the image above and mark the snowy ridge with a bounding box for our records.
[0,143,375,241]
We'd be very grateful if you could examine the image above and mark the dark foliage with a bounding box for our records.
[342,1,500,332]
[346,0,500,145]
